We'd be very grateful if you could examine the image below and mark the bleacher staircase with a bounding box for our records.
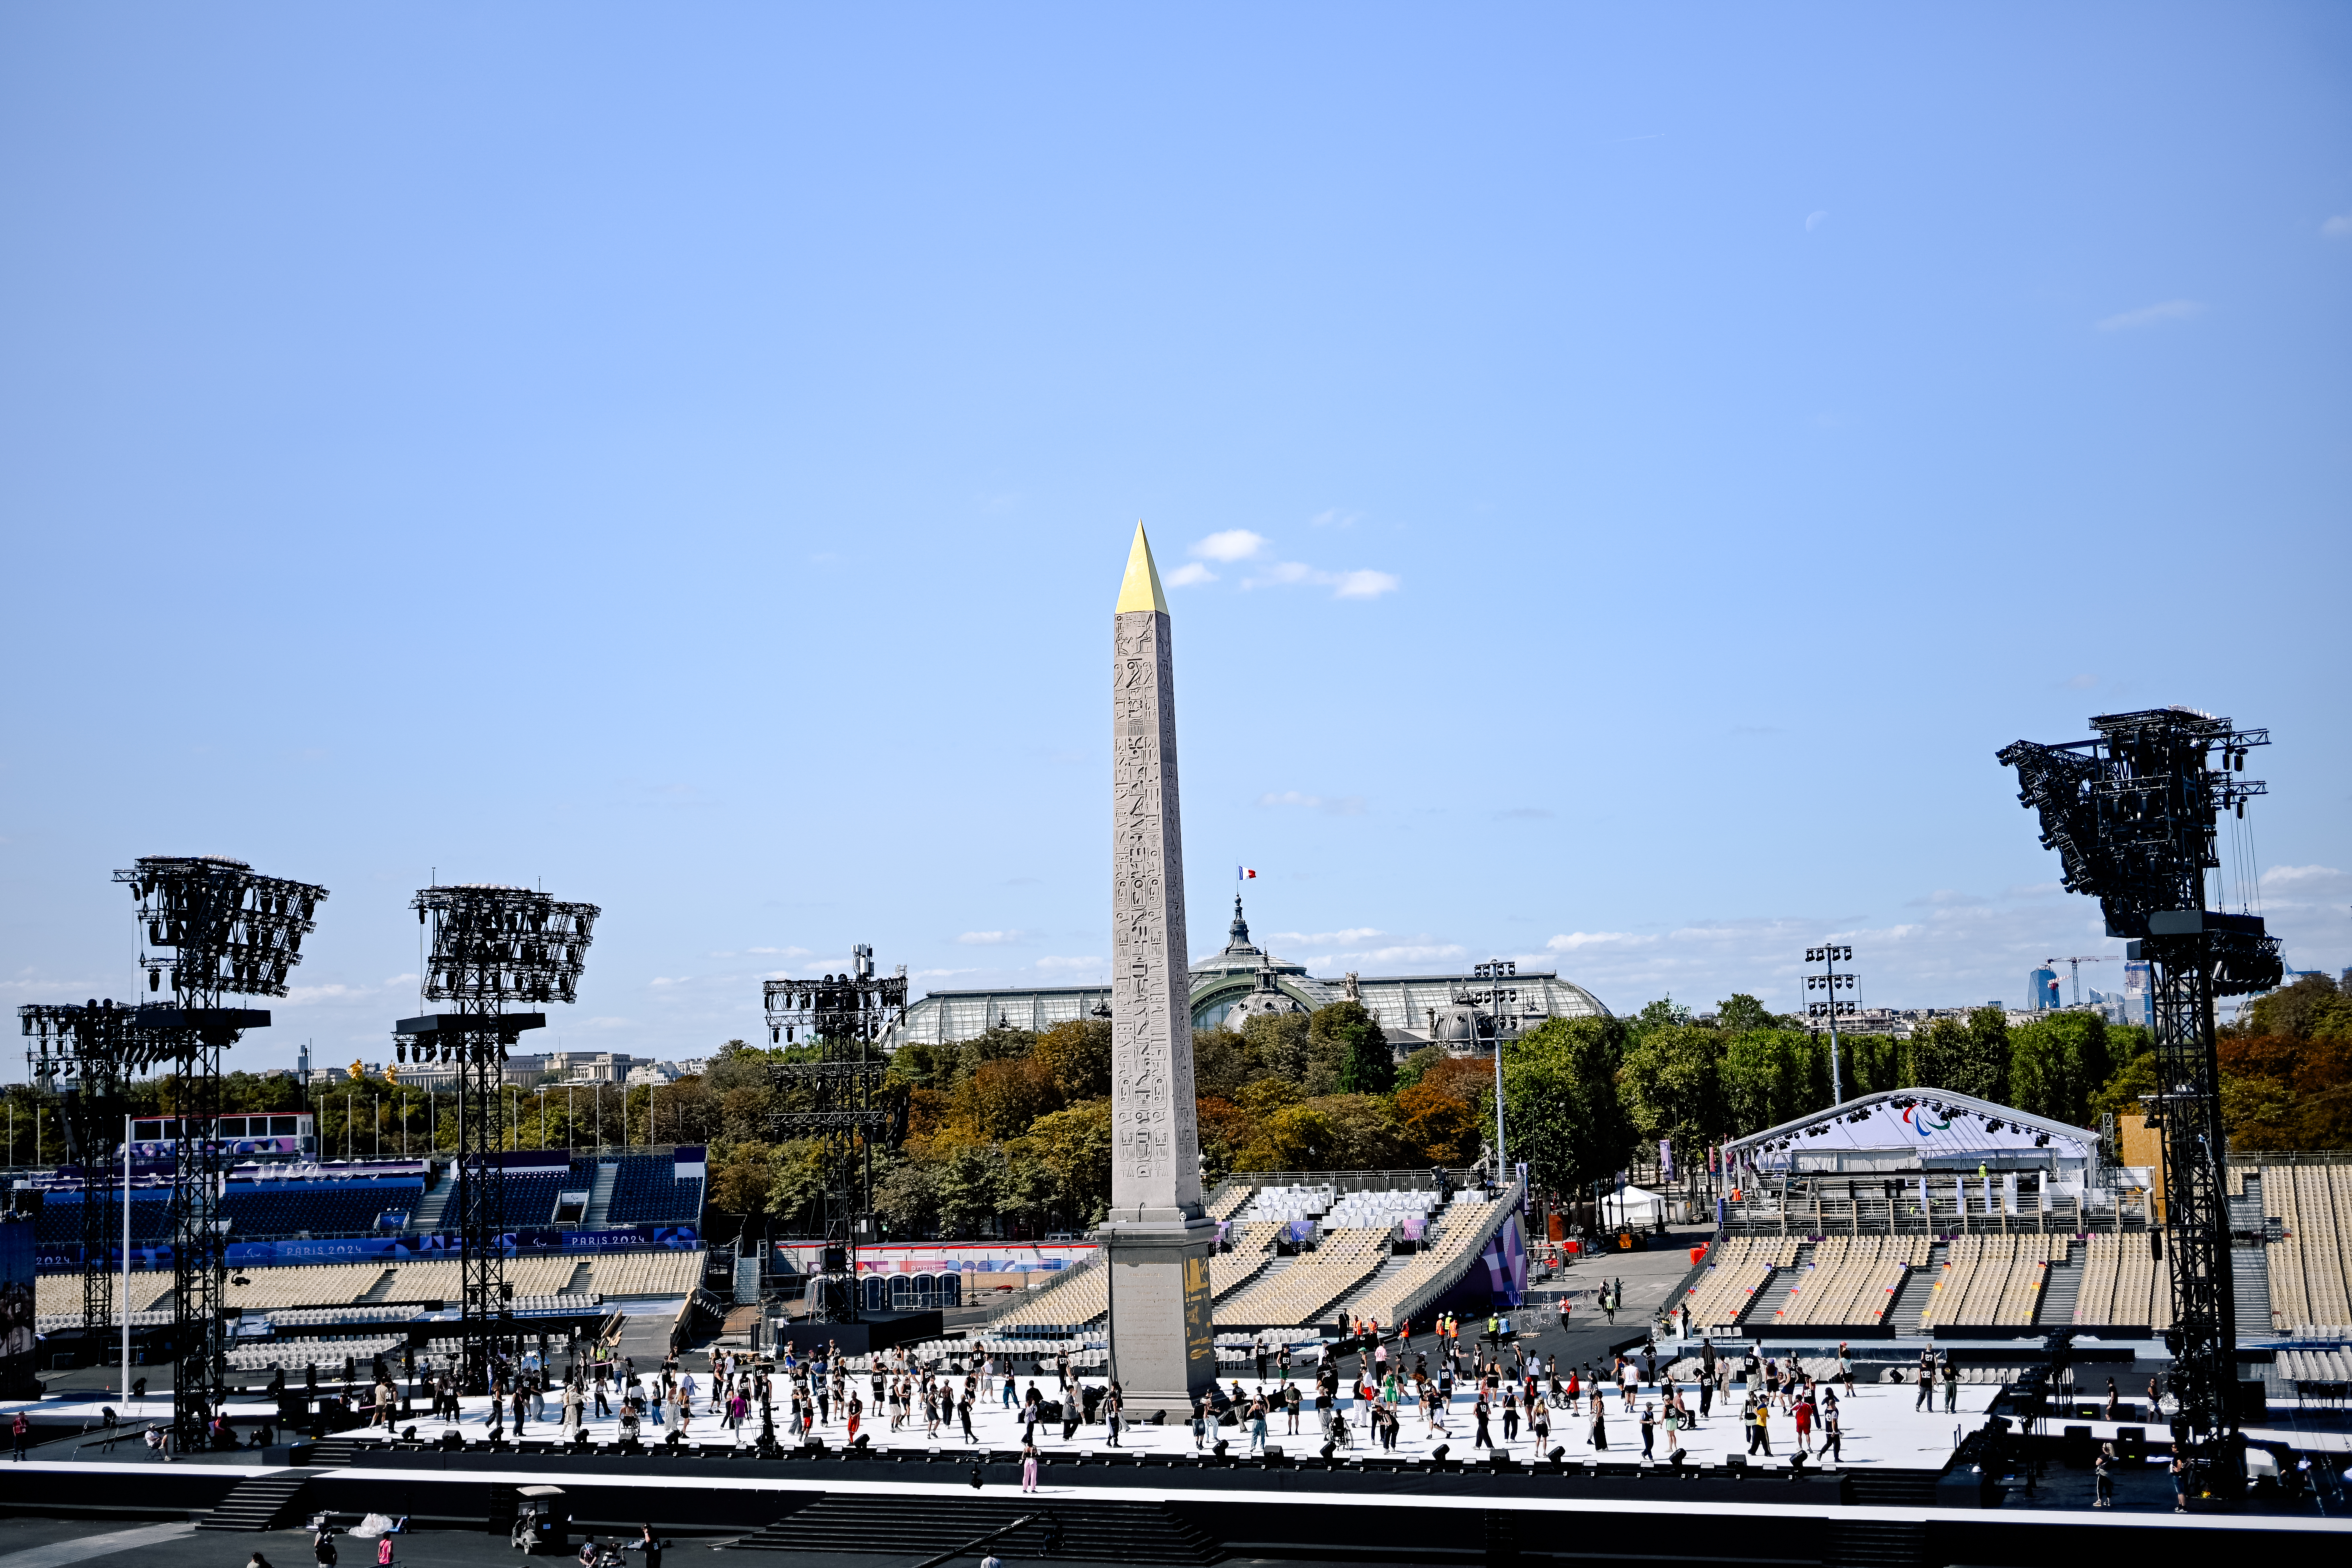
[409,1170,452,1231]
[1744,1244,1812,1326]
[582,1162,620,1229]
[729,1494,1218,1564]
[2037,1242,2084,1327]
[194,1469,323,1532]
[1887,1243,1947,1335]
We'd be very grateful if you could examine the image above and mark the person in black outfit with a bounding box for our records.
[636,1527,661,1568]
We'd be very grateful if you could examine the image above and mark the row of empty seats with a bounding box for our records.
[1336,1192,1507,1329]
[1918,1235,2069,1329]
[1205,1184,1253,1221]
[2074,1233,2161,1328]
[1211,1221,1284,1300]
[1216,1227,1391,1328]
[1238,1184,1337,1223]
[1773,1235,1930,1327]
[1323,1188,1440,1228]
[992,1261,1108,1331]
[2258,1165,2352,1332]
[1679,1237,1800,1331]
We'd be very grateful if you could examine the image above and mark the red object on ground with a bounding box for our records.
[1691,1246,1706,1265]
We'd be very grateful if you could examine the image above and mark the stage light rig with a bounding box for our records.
[395,884,597,1393]
[1999,707,2277,1486]
[763,945,910,1324]
[116,854,328,1448]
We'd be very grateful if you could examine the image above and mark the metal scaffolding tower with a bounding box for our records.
[117,856,327,1450]
[397,884,597,1393]
[1999,707,2278,1487]
[763,944,909,1323]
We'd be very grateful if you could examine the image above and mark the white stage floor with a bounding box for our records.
[7,1376,2002,1472]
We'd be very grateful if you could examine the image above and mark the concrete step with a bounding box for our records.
[1887,1244,1948,1335]
[1742,1244,1814,1325]
[730,1494,1218,1563]
[2037,1241,2085,1327]
[582,1162,620,1229]
[194,1471,319,1532]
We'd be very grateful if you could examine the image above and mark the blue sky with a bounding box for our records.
[4,5,2348,1073]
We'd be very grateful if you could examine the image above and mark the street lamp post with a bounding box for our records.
[1804,944,1859,1103]
[537,1088,548,1151]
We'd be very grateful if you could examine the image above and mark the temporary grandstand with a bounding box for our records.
[27,1145,711,1360]
[1666,1088,2352,1349]
[985,1167,1527,1351]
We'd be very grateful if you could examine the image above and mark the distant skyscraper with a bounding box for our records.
[2123,959,2152,1028]
[2029,965,2060,1011]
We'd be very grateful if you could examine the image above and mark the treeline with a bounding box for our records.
[14,974,2342,1241]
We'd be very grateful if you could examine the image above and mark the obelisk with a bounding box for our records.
[1100,522,1217,1417]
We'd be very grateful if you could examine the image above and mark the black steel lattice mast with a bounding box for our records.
[397,885,596,1394]
[1998,707,2278,1484]
[117,856,326,1449]
[18,1001,160,1336]
[763,944,909,1323]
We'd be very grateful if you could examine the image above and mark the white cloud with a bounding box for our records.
[1239,560,1401,599]
[744,946,814,958]
[1257,790,1367,815]
[1268,928,1387,947]
[955,930,1033,946]
[1309,509,1362,529]
[2096,299,2205,331]
[2261,864,2345,889]
[1546,931,1653,952]
[1192,529,1268,563]
[1164,562,1217,588]
[1035,955,1104,972]
[2322,213,2352,238]
[1331,569,1401,599]
[1805,210,1828,232]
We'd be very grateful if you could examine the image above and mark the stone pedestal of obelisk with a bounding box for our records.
[1098,523,1219,1420]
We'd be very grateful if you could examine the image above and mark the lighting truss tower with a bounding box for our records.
[117,855,327,1448]
[397,884,597,1394]
[19,1001,170,1338]
[762,945,909,1323]
[1803,945,1857,1103]
[1999,707,2277,1481]
[1464,961,1519,1168]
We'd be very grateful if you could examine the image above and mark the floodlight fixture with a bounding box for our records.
[116,855,327,1005]
[413,884,598,1006]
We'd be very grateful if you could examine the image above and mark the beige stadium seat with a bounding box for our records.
[994,1262,1109,1331]
[1216,1228,1391,1329]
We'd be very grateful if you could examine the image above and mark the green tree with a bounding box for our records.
[1907,1010,2010,1104]
[2006,1012,2113,1127]
[1393,1045,1446,1092]
[873,1153,945,1239]
[1032,1018,1114,1100]
[1243,1011,1322,1092]
[1313,1001,1394,1094]
[1503,1016,1633,1195]
[1713,994,1780,1033]
[1026,1099,1115,1225]
[1720,1028,1827,1135]
[1617,1023,1730,1158]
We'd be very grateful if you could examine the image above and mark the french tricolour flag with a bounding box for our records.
[1237,866,1256,880]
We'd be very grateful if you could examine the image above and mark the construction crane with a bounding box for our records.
[2045,955,2113,1008]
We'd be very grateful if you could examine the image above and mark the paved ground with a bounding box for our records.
[0,1515,1443,1568]
[30,1362,1980,1472]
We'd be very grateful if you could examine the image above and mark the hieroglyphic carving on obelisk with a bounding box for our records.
[1102,523,1216,1411]
[1111,523,1203,1221]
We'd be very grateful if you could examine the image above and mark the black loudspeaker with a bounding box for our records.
[1548,1446,1566,1464]
[1321,1442,1336,1461]
[1431,1443,1449,1462]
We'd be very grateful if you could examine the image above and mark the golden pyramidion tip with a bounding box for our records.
[1114,521,1169,615]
